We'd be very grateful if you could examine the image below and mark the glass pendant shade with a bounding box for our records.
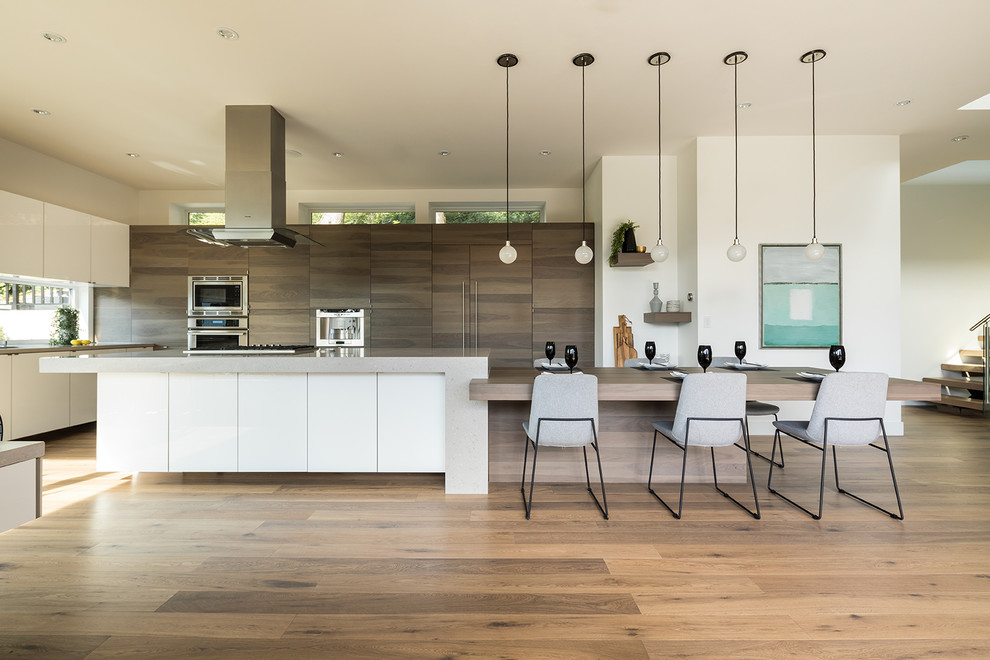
[499,241,517,264]
[650,240,669,262]
[575,240,594,265]
[726,239,747,262]
[804,238,825,261]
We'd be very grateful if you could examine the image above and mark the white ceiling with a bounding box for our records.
[2,0,989,193]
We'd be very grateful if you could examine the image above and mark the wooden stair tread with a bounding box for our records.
[940,394,985,410]
[959,349,986,359]
[924,376,984,391]
[941,363,985,374]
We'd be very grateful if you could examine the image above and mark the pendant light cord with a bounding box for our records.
[581,61,587,244]
[811,56,817,242]
[505,61,510,242]
[657,58,662,242]
[733,59,739,242]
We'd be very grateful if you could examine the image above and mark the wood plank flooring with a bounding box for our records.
[1,405,989,658]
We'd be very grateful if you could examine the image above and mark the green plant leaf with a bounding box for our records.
[609,221,640,266]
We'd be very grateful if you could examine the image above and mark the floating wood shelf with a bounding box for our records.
[643,312,692,324]
[611,252,654,267]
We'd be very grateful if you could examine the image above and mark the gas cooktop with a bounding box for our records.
[184,344,317,355]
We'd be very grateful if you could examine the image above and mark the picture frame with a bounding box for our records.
[760,243,841,348]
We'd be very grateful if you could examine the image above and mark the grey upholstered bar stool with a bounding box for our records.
[768,371,902,520]
[521,373,607,520]
[648,372,760,519]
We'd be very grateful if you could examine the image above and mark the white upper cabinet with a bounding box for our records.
[0,190,44,278]
[90,216,129,286]
[44,203,91,282]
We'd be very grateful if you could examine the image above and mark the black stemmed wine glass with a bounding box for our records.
[697,345,713,373]
[734,340,747,365]
[829,344,846,372]
[545,341,556,362]
[644,341,656,365]
[564,345,579,374]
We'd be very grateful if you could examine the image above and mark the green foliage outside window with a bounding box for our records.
[438,210,541,224]
[188,212,226,225]
[50,306,80,346]
[312,212,415,225]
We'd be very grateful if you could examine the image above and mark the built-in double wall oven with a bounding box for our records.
[188,276,249,349]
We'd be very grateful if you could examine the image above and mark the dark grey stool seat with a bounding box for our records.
[746,401,780,417]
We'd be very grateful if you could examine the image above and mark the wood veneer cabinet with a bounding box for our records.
[110,224,593,358]
[433,224,547,368]
[532,224,595,363]
[431,223,594,367]
[369,225,433,350]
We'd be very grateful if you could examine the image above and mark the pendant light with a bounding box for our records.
[648,51,671,262]
[497,53,518,265]
[802,49,827,261]
[724,51,748,262]
[573,53,595,265]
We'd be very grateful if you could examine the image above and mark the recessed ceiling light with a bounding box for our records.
[951,135,969,142]
[333,152,344,158]
[895,99,912,107]
[41,32,67,44]
[32,108,51,116]
[438,151,450,157]
[285,149,302,158]
[216,27,239,40]
[737,102,752,109]
[539,150,551,156]
[126,153,140,158]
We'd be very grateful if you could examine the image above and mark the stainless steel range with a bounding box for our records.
[183,344,316,355]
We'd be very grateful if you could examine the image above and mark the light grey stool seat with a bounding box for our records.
[768,371,901,520]
[521,373,607,519]
[648,372,760,519]
[713,356,783,467]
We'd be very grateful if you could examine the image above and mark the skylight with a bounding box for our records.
[959,92,990,110]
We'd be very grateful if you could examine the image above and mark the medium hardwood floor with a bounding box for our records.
[1,406,989,658]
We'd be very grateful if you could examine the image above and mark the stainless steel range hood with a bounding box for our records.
[186,105,319,248]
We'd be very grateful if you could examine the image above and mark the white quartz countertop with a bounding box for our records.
[39,348,490,374]
[0,342,157,356]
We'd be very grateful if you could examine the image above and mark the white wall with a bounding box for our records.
[593,155,679,367]
[676,142,699,362]
[137,187,582,225]
[695,135,903,432]
[0,137,138,223]
[901,182,990,380]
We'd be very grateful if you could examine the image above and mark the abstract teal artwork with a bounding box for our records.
[760,244,841,348]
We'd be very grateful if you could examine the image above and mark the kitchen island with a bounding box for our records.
[40,348,489,494]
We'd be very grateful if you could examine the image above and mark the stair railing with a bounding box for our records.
[968,314,990,415]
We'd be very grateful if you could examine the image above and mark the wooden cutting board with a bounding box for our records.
[613,314,637,366]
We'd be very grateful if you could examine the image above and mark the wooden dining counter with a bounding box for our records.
[475,367,940,485]
[470,366,941,402]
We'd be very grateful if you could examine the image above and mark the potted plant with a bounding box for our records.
[50,306,80,346]
[609,221,640,266]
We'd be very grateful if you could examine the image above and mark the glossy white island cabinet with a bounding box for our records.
[40,349,489,494]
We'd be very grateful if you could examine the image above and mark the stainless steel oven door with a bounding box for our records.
[187,328,249,350]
